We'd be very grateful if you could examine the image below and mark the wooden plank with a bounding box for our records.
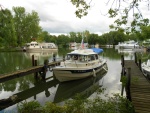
[0,60,62,83]
[124,60,150,113]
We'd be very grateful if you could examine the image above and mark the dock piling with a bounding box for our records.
[126,67,131,101]
[32,55,35,66]
[34,60,38,79]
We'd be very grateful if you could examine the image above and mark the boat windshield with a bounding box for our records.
[66,54,98,62]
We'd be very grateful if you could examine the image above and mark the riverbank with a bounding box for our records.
[0,47,23,52]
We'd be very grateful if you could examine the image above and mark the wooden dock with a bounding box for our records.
[0,60,62,83]
[123,59,150,113]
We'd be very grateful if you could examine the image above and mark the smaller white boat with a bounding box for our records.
[52,47,107,82]
[141,59,150,79]
[24,41,58,52]
[69,42,88,50]
[117,40,139,49]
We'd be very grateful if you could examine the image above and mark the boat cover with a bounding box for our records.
[90,48,103,54]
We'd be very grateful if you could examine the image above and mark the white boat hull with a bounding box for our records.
[119,45,139,49]
[141,62,150,79]
[53,61,107,82]
[26,48,58,52]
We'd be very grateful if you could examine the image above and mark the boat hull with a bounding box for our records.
[141,62,150,79]
[119,45,139,49]
[53,61,107,82]
[54,69,107,103]
[26,48,58,52]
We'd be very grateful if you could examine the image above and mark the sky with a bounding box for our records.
[0,0,150,36]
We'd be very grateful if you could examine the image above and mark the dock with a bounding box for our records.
[121,54,150,113]
[0,59,62,83]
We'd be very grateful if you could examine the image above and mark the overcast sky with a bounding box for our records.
[1,0,150,36]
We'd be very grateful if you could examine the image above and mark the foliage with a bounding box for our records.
[70,0,90,18]
[17,100,42,113]
[13,7,41,46]
[70,0,150,34]
[17,92,134,113]
[0,8,17,47]
[42,102,67,113]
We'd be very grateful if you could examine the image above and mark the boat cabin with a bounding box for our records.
[66,54,99,62]
[26,41,40,48]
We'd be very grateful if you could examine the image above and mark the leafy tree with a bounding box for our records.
[0,8,17,48]
[70,0,150,34]
[140,25,150,41]
[13,7,41,46]
[88,33,99,45]
[57,35,70,48]
[38,31,50,42]
[69,32,78,42]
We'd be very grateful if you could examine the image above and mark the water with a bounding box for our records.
[0,48,141,113]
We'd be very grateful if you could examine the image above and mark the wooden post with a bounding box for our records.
[34,60,38,79]
[53,54,56,62]
[121,55,124,67]
[32,55,35,66]
[121,84,125,96]
[43,59,49,80]
[121,55,124,75]
[126,67,131,101]
[63,55,65,61]
[134,53,137,65]
[139,59,142,71]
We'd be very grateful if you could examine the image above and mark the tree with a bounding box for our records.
[70,0,150,34]
[57,35,70,47]
[13,7,41,46]
[0,8,17,47]
[140,25,150,40]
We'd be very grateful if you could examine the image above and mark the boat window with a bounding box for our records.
[79,55,87,62]
[74,55,78,60]
[91,55,95,60]
[66,55,71,60]
[87,56,91,61]
[95,54,98,59]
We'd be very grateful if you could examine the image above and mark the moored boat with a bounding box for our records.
[117,40,139,49]
[52,47,107,82]
[54,69,107,103]
[24,41,58,52]
[141,59,150,80]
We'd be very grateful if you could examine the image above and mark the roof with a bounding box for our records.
[67,48,103,55]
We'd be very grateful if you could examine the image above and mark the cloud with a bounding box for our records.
[3,0,149,35]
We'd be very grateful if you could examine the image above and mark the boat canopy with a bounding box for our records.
[68,49,97,55]
[90,48,103,54]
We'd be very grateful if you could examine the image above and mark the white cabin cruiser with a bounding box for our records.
[52,48,107,82]
[141,59,150,79]
[117,40,139,49]
[24,41,58,52]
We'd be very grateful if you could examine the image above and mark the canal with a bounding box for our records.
[0,48,141,113]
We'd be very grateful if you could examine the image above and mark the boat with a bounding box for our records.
[52,44,107,82]
[54,69,107,103]
[141,59,150,80]
[117,40,139,49]
[24,41,58,52]
[69,42,88,50]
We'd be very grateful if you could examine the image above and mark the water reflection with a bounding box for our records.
[0,77,59,110]
[54,69,107,103]
[0,52,57,75]
[0,69,107,111]
[24,51,57,59]
[0,48,148,112]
